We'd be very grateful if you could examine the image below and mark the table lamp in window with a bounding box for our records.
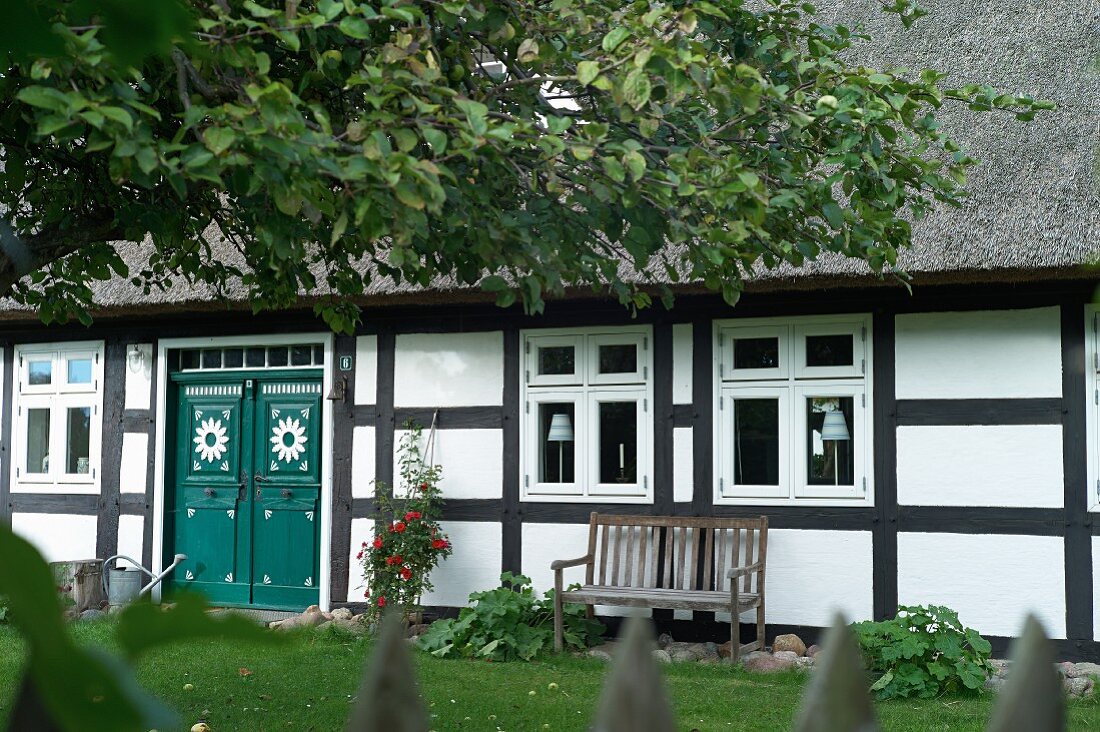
[546,413,574,483]
[820,410,850,485]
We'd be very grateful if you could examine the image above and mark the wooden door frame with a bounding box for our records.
[151,333,335,609]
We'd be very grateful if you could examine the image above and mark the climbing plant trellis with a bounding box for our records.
[349,612,1067,732]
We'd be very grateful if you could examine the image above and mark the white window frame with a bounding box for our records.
[1084,306,1100,512]
[12,341,105,495]
[521,326,653,503]
[714,315,873,507]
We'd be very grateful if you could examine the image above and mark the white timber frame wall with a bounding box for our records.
[0,285,1096,658]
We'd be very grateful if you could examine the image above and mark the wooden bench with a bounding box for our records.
[551,513,768,662]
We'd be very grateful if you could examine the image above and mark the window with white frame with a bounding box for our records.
[12,343,104,493]
[521,327,653,502]
[715,316,872,505]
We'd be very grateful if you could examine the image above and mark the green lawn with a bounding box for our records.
[0,623,1096,731]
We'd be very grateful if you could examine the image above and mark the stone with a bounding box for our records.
[988,658,1010,672]
[1063,676,1094,698]
[316,620,333,630]
[656,633,674,649]
[671,649,697,663]
[984,675,1007,693]
[1057,661,1080,678]
[772,634,807,657]
[108,605,125,616]
[651,650,672,664]
[335,618,368,635]
[1073,662,1100,677]
[299,606,327,627]
[794,656,816,671]
[331,607,354,621]
[79,608,105,621]
[772,651,799,663]
[588,644,615,661]
[743,653,797,674]
[406,623,430,638]
[717,641,734,659]
[703,642,718,655]
[805,645,821,658]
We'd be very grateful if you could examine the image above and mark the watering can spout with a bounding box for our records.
[173,553,187,564]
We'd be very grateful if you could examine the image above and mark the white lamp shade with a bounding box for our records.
[546,413,574,442]
[820,411,850,441]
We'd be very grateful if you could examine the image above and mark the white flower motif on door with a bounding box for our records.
[270,416,308,463]
[194,417,229,463]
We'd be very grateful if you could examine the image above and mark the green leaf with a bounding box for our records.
[623,150,646,181]
[16,86,71,113]
[577,61,600,86]
[203,127,237,155]
[602,27,630,53]
[622,69,652,110]
[822,201,844,228]
[339,16,372,39]
[395,182,425,209]
[455,98,489,136]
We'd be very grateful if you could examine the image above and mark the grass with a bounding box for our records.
[0,622,1096,731]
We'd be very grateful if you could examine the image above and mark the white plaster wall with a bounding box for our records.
[352,426,376,498]
[672,323,693,404]
[349,518,375,602]
[673,427,694,503]
[124,344,153,410]
[1094,538,1100,641]
[422,521,503,608]
[119,432,149,495]
[12,513,98,563]
[898,533,1066,638]
[764,529,874,627]
[393,332,504,407]
[897,425,1064,507]
[391,428,503,499]
[354,335,378,406]
[521,522,649,618]
[895,308,1061,399]
[116,515,144,566]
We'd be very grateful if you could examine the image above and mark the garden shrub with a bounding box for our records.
[417,572,604,661]
[851,605,993,700]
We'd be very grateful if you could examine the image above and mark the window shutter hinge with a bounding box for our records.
[1094,389,1098,406]
[862,477,867,493]
[861,359,865,375]
[643,397,648,412]
[525,401,530,414]
[719,363,724,379]
[524,475,529,488]
[643,475,648,489]
[719,396,724,411]
[643,336,648,350]
[1093,351,1098,370]
[861,325,867,342]
[719,477,723,491]
[862,393,866,407]
[525,369,529,382]
[719,332,724,347]
[15,467,19,478]
[524,340,530,354]
[644,366,648,379]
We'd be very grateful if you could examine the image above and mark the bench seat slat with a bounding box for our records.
[564,585,761,612]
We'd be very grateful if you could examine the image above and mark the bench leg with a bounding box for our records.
[554,569,564,653]
[585,604,595,620]
[730,584,740,665]
[756,604,765,654]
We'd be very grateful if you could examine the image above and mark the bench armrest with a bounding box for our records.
[726,561,764,580]
[551,555,593,571]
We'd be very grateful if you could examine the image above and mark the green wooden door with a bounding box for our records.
[167,373,322,610]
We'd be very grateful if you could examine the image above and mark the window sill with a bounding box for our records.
[521,493,653,505]
[714,493,873,508]
[11,482,100,495]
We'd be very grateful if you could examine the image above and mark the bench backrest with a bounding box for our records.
[584,513,768,595]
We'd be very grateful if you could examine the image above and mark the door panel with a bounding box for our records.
[169,382,250,604]
[251,381,322,608]
[167,375,322,610]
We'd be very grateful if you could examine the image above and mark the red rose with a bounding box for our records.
[400,567,412,580]
[377,596,386,608]
[404,511,421,521]
[394,521,406,533]
[386,554,403,566]
[355,551,363,560]
[431,539,448,550]
[419,482,429,491]
[372,536,383,549]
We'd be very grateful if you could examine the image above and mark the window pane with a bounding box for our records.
[538,403,575,483]
[28,360,52,386]
[598,401,637,484]
[201,350,222,369]
[66,407,91,474]
[733,338,779,370]
[245,347,266,368]
[67,358,93,384]
[598,344,637,374]
[537,346,574,376]
[313,345,325,365]
[291,345,312,366]
[267,347,288,367]
[806,334,853,367]
[26,409,50,473]
[733,399,779,485]
[223,348,244,368]
[806,396,854,486]
[180,349,200,370]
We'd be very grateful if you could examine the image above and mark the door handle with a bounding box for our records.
[203,487,215,497]
[254,474,268,483]
[281,489,292,499]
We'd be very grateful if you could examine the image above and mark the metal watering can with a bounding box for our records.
[101,553,187,606]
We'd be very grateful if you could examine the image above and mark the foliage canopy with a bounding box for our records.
[0,0,1051,330]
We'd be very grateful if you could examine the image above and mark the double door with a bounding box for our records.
[167,373,322,609]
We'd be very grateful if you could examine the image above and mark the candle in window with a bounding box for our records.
[619,443,624,470]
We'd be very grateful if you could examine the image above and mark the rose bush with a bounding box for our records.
[359,424,452,624]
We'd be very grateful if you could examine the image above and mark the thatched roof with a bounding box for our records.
[4,0,1098,319]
